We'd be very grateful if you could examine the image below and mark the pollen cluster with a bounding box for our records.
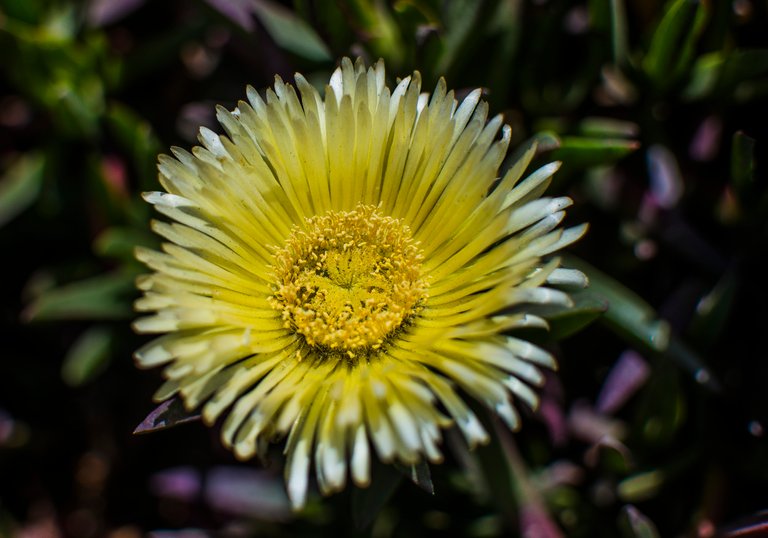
[270,205,428,355]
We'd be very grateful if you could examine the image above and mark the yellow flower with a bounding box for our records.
[134,58,587,509]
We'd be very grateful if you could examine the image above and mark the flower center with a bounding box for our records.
[270,205,428,356]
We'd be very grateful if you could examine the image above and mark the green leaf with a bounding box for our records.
[251,0,331,61]
[634,358,687,445]
[39,4,77,42]
[566,257,667,350]
[93,226,157,261]
[578,117,639,139]
[0,7,109,138]
[470,421,517,521]
[61,326,113,386]
[487,419,564,535]
[434,0,484,76]
[590,0,629,64]
[346,0,405,68]
[681,52,723,100]
[51,75,104,138]
[608,0,629,65]
[24,271,137,322]
[484,0,523,109]
[642,0,707,89]
[134,397,201,434]
[619,505,661,538]
[1,4,77,44]
[394,461,434,494]
[294,1,353,53]
[549,136,639,169]
[500,134,556,178]
[530,131,562,153]
[546,288,609,340]
[683,49,768,101]
[617,470,665,503]
[351,460,403,530]
[0,151,45,228]
[565,257,720,391]
[689,271,738,349]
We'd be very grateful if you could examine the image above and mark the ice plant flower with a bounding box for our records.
[133,58,587,509]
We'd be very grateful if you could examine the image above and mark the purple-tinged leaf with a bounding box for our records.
[150,466,201,502]
[87,0,146,26]
[493,421,565,538]
[597,65,638,105]
[647,145,683,209]
[584,166,624,210]
[538,460,584,490]
[689,115,722,162]
[134,398,200,434]
[539,397,568,446]
[568,400,626,444]
[520,505,566,538]
[564,5,590,34]
[638,191,661,226]
[205,0,331,60]
[537,373,568,446]
[596,351,651,415]
[0,409,28,449]
[176,102,219,142]
[251,0,332,61]
[204,0,256,31]
[205,466,291,520]
[717,511,768,537]
[565,257,721,392]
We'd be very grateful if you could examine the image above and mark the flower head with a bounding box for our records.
[134,58,587,509]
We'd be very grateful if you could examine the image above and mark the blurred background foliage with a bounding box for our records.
[1,0,768,536]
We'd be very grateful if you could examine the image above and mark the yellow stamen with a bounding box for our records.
[270,205,428,355]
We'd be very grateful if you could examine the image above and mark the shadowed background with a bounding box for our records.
[1,0,768,536]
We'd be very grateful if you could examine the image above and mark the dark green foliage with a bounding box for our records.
[2,0,768,536]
